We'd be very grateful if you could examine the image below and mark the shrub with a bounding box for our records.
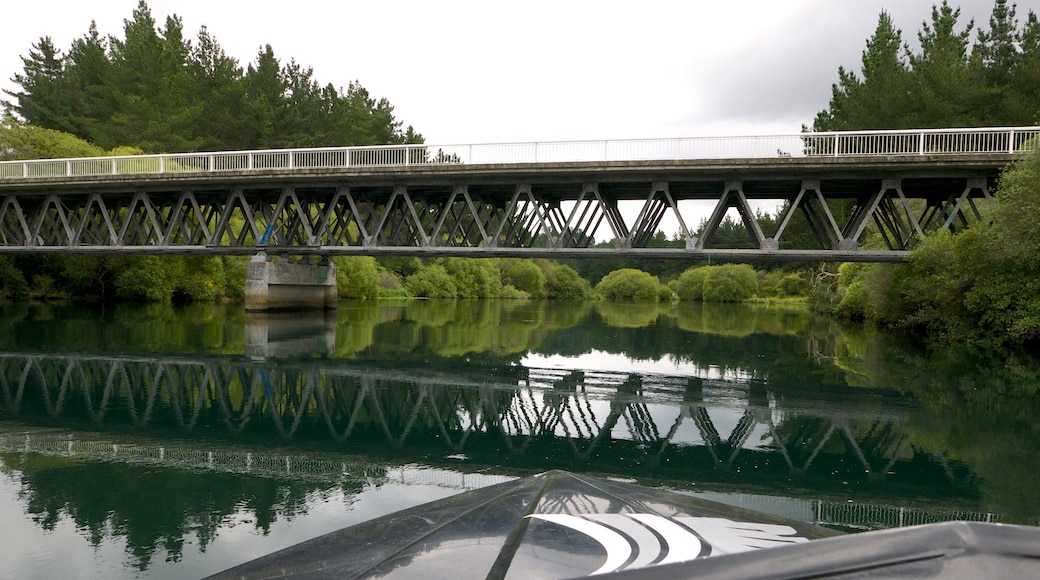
[499,284,530,300]
[701,264,758,302]
[405,264,458,298]
[776,273,808,297]
[595,268,664,301]
[0,257,29,300]
[176,257,224,302]
[114,256,176,302]
[436,258,502,298]
[500,259,547,298]
[537,260,596,300]
[334,256,380,299]
[670,266,710,301]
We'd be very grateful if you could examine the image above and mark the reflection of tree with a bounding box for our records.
[594,301,669,328]
[832,334,1040,525]
[0,452,346,570]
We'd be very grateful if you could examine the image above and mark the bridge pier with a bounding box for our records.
[245,254,337,311]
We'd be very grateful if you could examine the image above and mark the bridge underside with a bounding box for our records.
[0,171,997,262]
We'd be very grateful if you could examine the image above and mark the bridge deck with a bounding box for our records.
[2,127,1036,261]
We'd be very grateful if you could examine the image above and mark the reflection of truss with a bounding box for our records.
[0,352,958,484]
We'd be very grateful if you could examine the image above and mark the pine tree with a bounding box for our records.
[908,1,978,127]
[813,12,912,130]
[3,37,72,133]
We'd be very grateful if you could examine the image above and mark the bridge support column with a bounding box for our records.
[245,254,337,311]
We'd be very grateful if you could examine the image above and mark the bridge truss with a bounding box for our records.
[1,127,1035,261]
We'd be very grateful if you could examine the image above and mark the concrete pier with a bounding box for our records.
[245,255,337,311]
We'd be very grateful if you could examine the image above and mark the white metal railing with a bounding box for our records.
[1,126,1037,181]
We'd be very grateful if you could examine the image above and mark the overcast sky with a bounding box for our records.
[1,0,1005,145]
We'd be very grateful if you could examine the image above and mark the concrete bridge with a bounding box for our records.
[2,126,1035,307]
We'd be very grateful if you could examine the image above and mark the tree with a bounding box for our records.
[909,2,979,127]
[3,37,72,133]
[813,11,913,130]
[188,26,251,150]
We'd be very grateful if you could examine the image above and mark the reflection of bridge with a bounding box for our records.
[1,127,1036,261]
[0,351,970,495]
[0,427,999,532]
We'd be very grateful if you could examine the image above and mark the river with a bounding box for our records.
[0,299,1038,578]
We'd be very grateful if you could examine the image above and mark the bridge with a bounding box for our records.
[1,127,1035,261]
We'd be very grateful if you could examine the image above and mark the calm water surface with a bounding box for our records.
[1,300,1038,578]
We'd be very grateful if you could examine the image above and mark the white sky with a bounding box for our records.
[1,0,1002,146]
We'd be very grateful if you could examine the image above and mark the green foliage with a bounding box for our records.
[776,273,809,297]
[595,268,665,301]
[0,257,29,300]
[669,267,710,301]
[4,1,420,152]
[334,256,380,299]
[435,258,502,298]
[536,260,596,300]
[220,256,247,300]
[701,264,759,303]
[814,1,1040,130]
[176,257,224,302]
[499,258,547,298]
[834,262,898,321]
[0,116,104,160]
[499,285,530,300]
[113,256,177,302]
[405,265,457,298]
[836,147,1040,348]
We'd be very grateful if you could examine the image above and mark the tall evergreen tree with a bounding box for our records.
[813,12,912,130]
[909,1,979,126]
[3,37,71,133]
[188,26,251,150]
[63,23,113,144]
[1010,11,1040,123]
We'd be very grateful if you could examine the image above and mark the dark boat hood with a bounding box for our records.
[209,470,838,579]
[210,470,1040,579]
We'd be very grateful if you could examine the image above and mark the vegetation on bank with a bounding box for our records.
[818,146,1040,349]
[806,0,1040,349]
[5,0,1040,352]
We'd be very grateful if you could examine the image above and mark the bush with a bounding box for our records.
[670,267,710,301]
[701,264,758,302]
[405,264,458,298]
[334,256,380,299]
[499,284,530,300]
[537,260,596,300]
[500,259,547,298]
[436,258,502,298]
[220,256,248,300]
[114,256,176,302]
[176,257,224,302]
[776,273,809,297]
[0,257,29,300]
[595,268,665,301]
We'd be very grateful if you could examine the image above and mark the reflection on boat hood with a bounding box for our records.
[209,470,1040,579]
[208,470,836,579]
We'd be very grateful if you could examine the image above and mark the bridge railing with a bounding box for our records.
[1,126,1037,180]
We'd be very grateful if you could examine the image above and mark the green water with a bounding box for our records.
[0,300,1038,578]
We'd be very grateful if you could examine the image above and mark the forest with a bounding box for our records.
[1,0,1040,349]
